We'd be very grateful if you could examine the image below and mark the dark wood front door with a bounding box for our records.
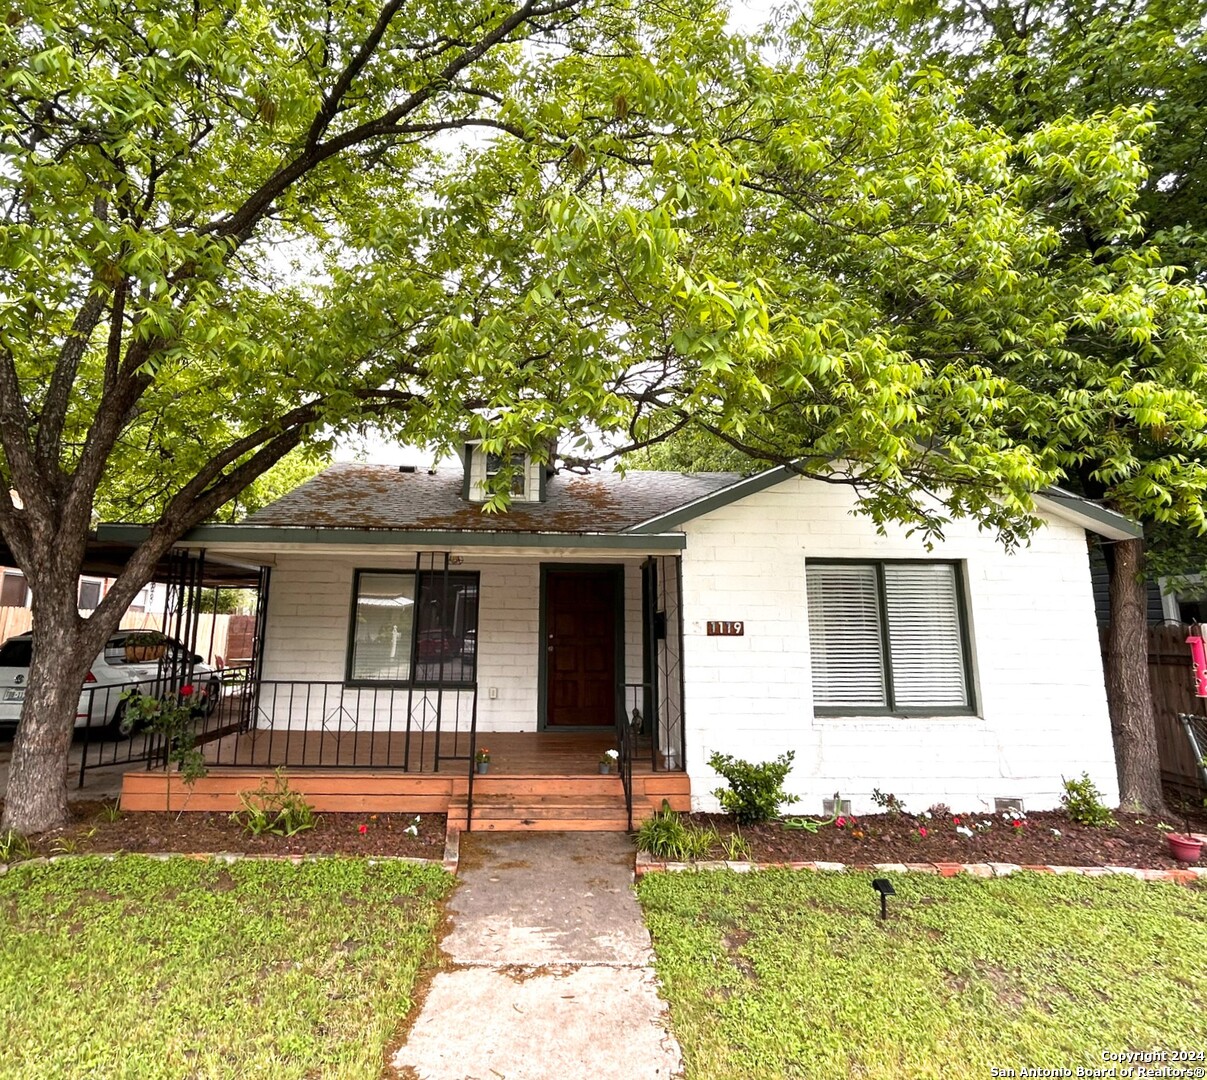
[544,569,618,728]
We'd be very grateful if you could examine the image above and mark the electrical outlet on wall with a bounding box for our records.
[488,687,498,699]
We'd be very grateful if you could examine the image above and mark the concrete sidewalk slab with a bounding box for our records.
[391,831,683,1080]
[442,831,652,967]
[397,966,681,1080]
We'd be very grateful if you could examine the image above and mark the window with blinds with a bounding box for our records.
[806,561,973,714]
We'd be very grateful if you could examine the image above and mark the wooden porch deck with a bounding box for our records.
[120,729,691,825]
[197,728,673,775]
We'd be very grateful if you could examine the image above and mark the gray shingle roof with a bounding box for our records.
[245,463,742,533]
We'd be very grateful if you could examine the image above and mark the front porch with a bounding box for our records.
[119,730,692,829]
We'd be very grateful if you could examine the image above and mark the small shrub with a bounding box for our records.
[232,768,318,837]
[927,802,951,819]
[1061,773,1116,827]
[0,830,32,864]
[871,788,907,815]
[708,751,798,825]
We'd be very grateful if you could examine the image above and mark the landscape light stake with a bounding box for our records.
[871,878,895,920]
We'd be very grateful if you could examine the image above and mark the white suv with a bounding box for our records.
[0,630,221,731]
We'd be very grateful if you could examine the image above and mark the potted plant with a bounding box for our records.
[1167,808,1204,863]
[475,747,491,775]
[599,748,619,775]
[123,630,166,663]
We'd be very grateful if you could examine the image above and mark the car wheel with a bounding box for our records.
[202,678,221,716]
[107,701,131,740]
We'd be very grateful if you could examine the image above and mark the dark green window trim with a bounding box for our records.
[807,558,977,717]
[344,567,480,688]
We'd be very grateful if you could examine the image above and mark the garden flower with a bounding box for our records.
[952,816,961,825]
[956,826,973,838]
[179,685,194,697]
[918,826,928,838]
[358,824,368,835]
[836,816,846,828]
[1050,828,1061,837]
[1012,820,1023,830]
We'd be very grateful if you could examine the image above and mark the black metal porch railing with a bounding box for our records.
[197,679,479,772]
[76,666,254,785]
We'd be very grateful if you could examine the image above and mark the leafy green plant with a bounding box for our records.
[232,769,318,837]
[1061,773,1117,827]
[708,751,798,825]
[120,686,208,816]
[636,801,718,860]
[96,801,122,824]
[871,788,907,815]
[721,832,751,861]
[0,830,33,864]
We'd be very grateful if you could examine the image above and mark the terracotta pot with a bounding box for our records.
[1167,833,1203,863]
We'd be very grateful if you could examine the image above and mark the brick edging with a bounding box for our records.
[0,851,452,874]
[633,853,1207,884]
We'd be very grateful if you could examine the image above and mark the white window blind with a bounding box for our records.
[882,563,969,708]
[807,561,971,713]
[807,564,888,707]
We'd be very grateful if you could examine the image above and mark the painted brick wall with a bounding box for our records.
[679,476,1120,815]
[260,553,645,732]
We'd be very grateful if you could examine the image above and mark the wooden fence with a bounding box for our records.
[0,608,251,667]
[1106,623,1207,796]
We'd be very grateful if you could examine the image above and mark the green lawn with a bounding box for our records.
[638,870,1207,1080]
[0,856,452,1079]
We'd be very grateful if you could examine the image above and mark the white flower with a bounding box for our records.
[1050,828,1061,838]
[956,826,974,838]
[604,749,619,761]
[405,824,418,836]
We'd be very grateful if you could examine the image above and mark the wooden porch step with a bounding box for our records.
[451,790,633,832]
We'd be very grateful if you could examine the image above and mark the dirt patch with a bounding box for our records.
[678,802,1207,870]
[9,800,447,860]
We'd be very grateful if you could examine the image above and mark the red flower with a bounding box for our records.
[179,685,194,697]
[952,816,961,825]
[358,824,368,835]
[1012,820,1023,829]
[836,816,846,828]
[918,826,928,838]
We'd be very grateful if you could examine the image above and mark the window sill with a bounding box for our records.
[812,710,981,722]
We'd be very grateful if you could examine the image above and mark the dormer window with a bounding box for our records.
[463,441,545,504]
[486,452,527,497]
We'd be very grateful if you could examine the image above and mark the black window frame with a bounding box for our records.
[344,568,480,688]
[807,558,977,717]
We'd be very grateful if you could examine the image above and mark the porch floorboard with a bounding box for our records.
[201,728,673,776]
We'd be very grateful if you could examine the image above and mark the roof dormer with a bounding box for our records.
[462,442,546,504]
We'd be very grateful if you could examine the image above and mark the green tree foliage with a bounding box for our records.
[800,0,1207,812]
[2,0,1202,830]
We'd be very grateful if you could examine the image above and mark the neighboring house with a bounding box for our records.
[106,443,1135,821]
[0,568,156,615]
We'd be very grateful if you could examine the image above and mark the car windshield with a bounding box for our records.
[0,639,33,666]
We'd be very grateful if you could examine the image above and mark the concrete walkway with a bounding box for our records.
[392,831,682,1080]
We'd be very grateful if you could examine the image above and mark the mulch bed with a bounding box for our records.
[15,801,447,859]
[685,804,1207,870]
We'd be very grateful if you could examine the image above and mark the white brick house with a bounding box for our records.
[109,448,1133,818]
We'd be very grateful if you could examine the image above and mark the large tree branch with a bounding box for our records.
[202,0,574,246]
[35,287,108,473]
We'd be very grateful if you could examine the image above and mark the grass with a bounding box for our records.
[638,870,1207,1079]
[0,856,453,1079]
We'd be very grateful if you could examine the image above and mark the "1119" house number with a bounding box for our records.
[706,621,744,636]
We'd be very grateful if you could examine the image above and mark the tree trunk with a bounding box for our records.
[1103,537,1167,815]
[1,587,118,835]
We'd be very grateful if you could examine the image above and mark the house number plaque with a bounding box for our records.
[706,620,744,636]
